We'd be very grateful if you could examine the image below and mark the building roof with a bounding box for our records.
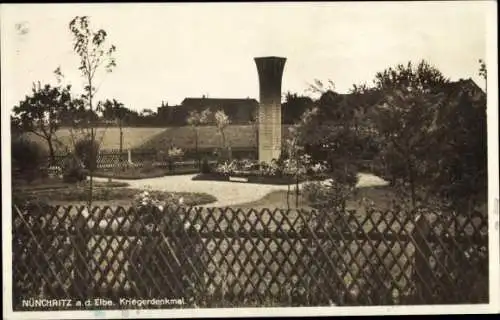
[442,78,485,98]
[181,97,259,108]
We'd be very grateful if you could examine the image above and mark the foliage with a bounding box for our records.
[74,138,100,171]
[282,92,316,124]
[187,108,212,165]
[214,109,232,160]
[100,99,128,153]
[167,146,184,159]
[214,160,237,176]
[11,136,48,182]
[69,16,117,93]
[353,59,488,213]
[187,108,212,127]
[426,88,487,210]
[478,59,487,94]
[128,191,205,298]
[373,60,449,93]
[61,154,87,183]
[302,178,356,211]
[101,99,127,122]
[17,184,217,205]
[132,190,185,225]
[296,90,363,187]
[11,82,75,164]
[69,15,117,206]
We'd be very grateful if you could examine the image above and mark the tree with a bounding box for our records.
[187,108,211,167]
[428,83,487,212]
[214,109,231,161]
[11,82,75,165]
[282,92,315,124]
[369,86,447,208]
[298,87,363,188]
[102,99,127,154]
[369,60,450,209]
[69,16,117,206]
[282,117,314,209]
[373,60,448,94]
[140,108,155,118]
[478,59,487,94]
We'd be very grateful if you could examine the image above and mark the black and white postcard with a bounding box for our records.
[2,2,498,319]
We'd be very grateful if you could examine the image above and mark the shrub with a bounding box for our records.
[11,136,48,182]
[167,146,184,159]
[302,164,358,211]
[62,154,88,183]
[127,190,204,300]
[74,138,99,171]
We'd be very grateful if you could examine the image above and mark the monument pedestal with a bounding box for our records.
[254,56,286,164]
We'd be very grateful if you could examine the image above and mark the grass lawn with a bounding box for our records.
[232,185,399,211]
[13,176,217,210]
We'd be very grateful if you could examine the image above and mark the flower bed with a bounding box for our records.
[192,158,330,185]
[192,172,297,185]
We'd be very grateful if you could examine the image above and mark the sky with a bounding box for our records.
[1,2,492,112]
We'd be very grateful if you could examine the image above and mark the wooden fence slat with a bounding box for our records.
[11,203,489,309]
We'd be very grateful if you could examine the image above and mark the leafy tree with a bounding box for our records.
[306,79,336,95]
[140,108,155,118]
[282,92,315,124]
[369,60,451,209]
[214,109,231,161]
[373,60,448,93]
[101,99,127,154]
[299,88,362,188]
[11,82,75,164]
[187,108,211,167]
[282,118,314,209]
[428,84,487,212]
[69,15,117,206]
[478,59,487,94]
[369,86,447,208]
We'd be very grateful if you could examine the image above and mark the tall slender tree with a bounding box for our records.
[69,16,117,206]
[214,109,231,161]
[102,99,127,154]
[187,108,211,167]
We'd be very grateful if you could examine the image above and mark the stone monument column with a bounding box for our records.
[254,56,286,164]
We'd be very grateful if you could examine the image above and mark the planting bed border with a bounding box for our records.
[192,173,308,185]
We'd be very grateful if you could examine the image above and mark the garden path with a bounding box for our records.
[93,172,388,207]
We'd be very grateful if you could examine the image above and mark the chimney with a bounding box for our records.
[254,56,286,163]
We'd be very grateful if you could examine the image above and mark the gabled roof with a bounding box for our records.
[181,97,259,107]
[441,78,486,98]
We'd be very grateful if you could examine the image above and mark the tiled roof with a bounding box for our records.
[181,98,259,108]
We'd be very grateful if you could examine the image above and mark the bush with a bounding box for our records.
[62,155,88,183]
[302,163,358,210]
[127,190,204,300]
[11,137,48,182]
[74,138,99,171]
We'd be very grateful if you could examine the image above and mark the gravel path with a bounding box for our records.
[94,173,388,207]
